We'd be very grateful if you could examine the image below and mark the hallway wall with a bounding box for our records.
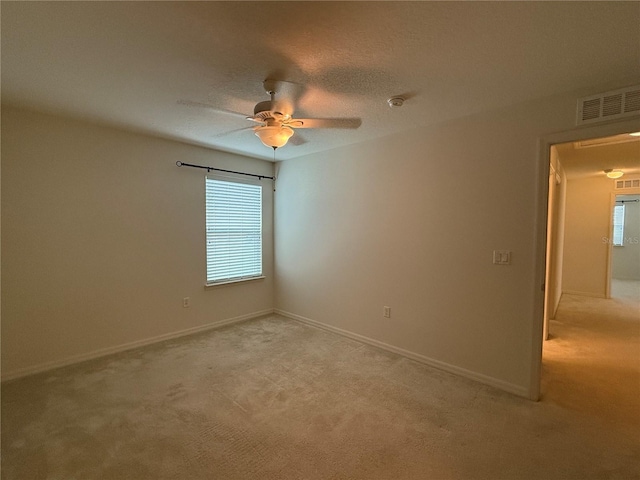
[562,176,615,298]
[544,146,567,322]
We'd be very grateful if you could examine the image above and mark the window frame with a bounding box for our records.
[205,174,264,286]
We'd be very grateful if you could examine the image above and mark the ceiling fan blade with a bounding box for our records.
[211,126,255,138]
[288,118,362,129]
[177,100,249,120]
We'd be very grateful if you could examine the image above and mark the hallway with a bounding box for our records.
[541,280,640,438]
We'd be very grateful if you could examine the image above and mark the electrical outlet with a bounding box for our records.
[183,297,190,308]
[383,306,391,318]
[493,250,511,265]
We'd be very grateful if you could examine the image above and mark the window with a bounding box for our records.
[205,177,263,284]
[612,204,625,246]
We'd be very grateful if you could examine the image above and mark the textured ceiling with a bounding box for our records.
[2,1,640,161]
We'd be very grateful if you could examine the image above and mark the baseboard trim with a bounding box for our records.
[275,309,529,398]
[562,290,606,298]
[2,309,275,382]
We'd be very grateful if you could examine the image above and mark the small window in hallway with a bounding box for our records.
[612,204,625,246]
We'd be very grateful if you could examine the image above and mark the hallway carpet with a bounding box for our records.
[2,300,639,479]
[541,280,640,444]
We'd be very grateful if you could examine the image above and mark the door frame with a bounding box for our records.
[530,117,640,401]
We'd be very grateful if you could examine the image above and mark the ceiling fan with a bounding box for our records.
[179,79,362,149]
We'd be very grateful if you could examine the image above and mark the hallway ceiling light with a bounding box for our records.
[604,169,624,179]
[630,132,640,136]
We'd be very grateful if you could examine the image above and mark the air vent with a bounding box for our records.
[602,94,623,117]
[577,86,640,125]
[624,90,640,113]
[614,177,640,190]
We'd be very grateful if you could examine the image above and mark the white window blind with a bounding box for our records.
[205,177,262,284]
[612,204,625,246]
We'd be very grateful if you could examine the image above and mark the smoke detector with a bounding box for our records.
[387,96,405,108]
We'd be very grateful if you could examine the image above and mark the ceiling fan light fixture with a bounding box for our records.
[254,125,294,149]
[604,169,624,179]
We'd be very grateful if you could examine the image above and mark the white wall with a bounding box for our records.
[612,194,640,280]
[1,106,274,378]
[274,89,609,397]
[562,176,620,297]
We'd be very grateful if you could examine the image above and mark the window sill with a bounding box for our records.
[205,276,265,289]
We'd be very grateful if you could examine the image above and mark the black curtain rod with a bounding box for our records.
[616,199,639,204]
[176,161,275,181]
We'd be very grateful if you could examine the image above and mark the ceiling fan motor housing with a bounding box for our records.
[253,100,287,122]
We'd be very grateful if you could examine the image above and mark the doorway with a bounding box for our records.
[538,131,640,427]
[532,121,640,401]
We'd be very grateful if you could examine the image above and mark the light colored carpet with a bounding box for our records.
[541,281,640,439]
[2,301,639,479]
[611,278,640,303]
